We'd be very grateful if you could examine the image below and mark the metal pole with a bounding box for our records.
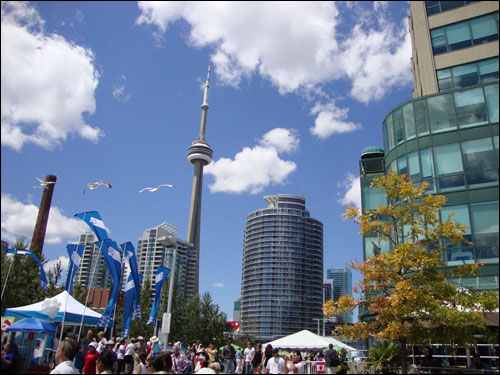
[1,250,16,300]
[164,243,177,346]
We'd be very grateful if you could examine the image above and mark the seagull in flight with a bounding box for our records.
[84,181,112,194]
[33,177,55,189]
[137,184,175,193]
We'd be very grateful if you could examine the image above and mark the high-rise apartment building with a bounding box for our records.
[240,195,323,341]
[136,222,196,301]
[359,1,498,320]
[326,268,353,324]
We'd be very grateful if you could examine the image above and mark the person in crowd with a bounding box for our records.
[150,351,173,374]
[284,351,304,374]
[265,349,284,374]
[195,345,209,372]
[125,338,135,374]
[1,343,14,374]
[171,344,190,374]
[324,344,339,374]
[150,337,163,358]
[134,352,148,375]
[208,361,221,373]
[206,344,217,364]
[263,345,273,369]
[235,346,244,374]
[253,363,263,374]
[468,353,493,373]
[252,343,262,373]
[83,342,99,374]
[222,339,236,374]
[116,338,126,374]
[244,341,255,374]
[97,331,107,353]
[50,337,81,374]
[77,330,95,372]
[97,349,116,375]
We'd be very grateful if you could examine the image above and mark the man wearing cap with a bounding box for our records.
[150,336,163,358]
[266,349,285,374]
[83,342,99,374]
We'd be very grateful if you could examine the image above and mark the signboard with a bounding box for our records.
[161,313,171,334]
[316,360,325,374]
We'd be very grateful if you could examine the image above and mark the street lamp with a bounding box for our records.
[158,223,181,347]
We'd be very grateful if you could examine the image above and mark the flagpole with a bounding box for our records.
[77,239,104,342]
[1,250,16,300]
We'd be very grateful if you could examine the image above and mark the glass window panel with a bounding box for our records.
[434,143,463,175]
[428,94,457,133]
[437,68,452,79]
[387,114,395,150]
[389,159,397,174]
[364,236,391,257]
[420,148,434,178]
[441,1,466,12]
[494,136,499,164]
[454,87,488,127]
[438,78,454,91]
[479,58,499,83]
[394,108,405,144]
[431,27,445,38]
[414,99,429,136]
[470,202,499,261]
[470,14,498,44]
[438,175,465,192]
[398,155,408,176]
[446,22,472,50]
[442,205,471,233]
[466,171,498,188]
[462,138,496,171]
[383,119,389,152]
[484,84,499,123]
[408,151,421,181]
[452,63,478,88]
[362,187,386,211]
[403,103,416,140]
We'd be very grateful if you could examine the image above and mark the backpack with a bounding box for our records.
[331,350,340,366]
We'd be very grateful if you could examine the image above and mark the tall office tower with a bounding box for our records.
[359,1,499,321]
[241,195,323,341]
[74,233,123,289]
[186,66,214,295]
[323,279,334,304]
[326,268,353,324]
[136,222,195,301]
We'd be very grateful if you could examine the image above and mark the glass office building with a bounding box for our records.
[360,2,498,324]
[326,267,353,324]
[240,195,323,341]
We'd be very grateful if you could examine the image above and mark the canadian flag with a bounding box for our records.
[227,321,240,330]
[1,319,12,333]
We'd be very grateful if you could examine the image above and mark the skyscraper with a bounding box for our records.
[136,222,195,301]
[241,195,323,341]
[186,66,213,295]
[326,267,353,324]
[359,1,499,320]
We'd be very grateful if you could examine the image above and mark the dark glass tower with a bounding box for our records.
[241,195,323,341]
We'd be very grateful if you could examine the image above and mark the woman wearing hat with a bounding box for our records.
[83,342,99,374]
[150,336,163,358]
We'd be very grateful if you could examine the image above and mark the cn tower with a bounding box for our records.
[186,65,213,294]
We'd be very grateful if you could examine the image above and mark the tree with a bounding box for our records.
[46,259,63,298]
[324,171,499,373]
[1,238,46,315]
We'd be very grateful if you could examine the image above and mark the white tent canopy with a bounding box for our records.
[4,291,103,326]
[264,330,356,351]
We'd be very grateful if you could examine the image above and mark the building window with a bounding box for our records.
[434,143,464,192]
[425,1,476,16]
[415,99,430,137]
[470,201,499,263]
[437,58,499,92]
[462,138,498,188]
[441,204,473,266]
[454,87,488,128]
[420,148,436,193]
[430,12,499,55]
[484,84,499,123]
[428,93,457,133]
[403,103,416,140]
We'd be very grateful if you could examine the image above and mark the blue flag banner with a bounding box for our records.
[64,244,85,295]
[147,266,170,326]
[122,273,143,338]
[120,242,142,319]
[96,239,122,331]
[74,211,109,241]
[7,249,48,292]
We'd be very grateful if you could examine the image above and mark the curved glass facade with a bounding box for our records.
[241,195,323,340]
[379,83,499,290]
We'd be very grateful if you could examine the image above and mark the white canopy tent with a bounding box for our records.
[4,290,103,326]
[264,330,356,351]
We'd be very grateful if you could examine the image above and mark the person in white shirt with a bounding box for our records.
[243,341,256,374]
[284,351,305,374]
[124,338,135,374]
[50,338,80,374]
[266,349,285,374]
[116,338,126,374]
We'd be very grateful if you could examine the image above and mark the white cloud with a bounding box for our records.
[211,282,224,288]
[44,255,70,276]
[1,2,102,151]
[137,2,412,138]
[204,128,298,194]
[112,75,131,102]
[310,102,362,139]
[1,194,82,245]
[337,173,361,209]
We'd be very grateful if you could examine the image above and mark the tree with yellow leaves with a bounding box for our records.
[324,170,499,373]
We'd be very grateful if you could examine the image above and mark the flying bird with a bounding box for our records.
[137,184,175,193]
[33,177,55,189]
[84,181,112,194]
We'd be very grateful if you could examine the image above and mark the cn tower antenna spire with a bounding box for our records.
[198,62,211,142]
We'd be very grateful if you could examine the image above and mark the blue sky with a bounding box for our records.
[1,1,413,320]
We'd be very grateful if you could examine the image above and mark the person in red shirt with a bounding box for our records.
[83,342,99,374]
